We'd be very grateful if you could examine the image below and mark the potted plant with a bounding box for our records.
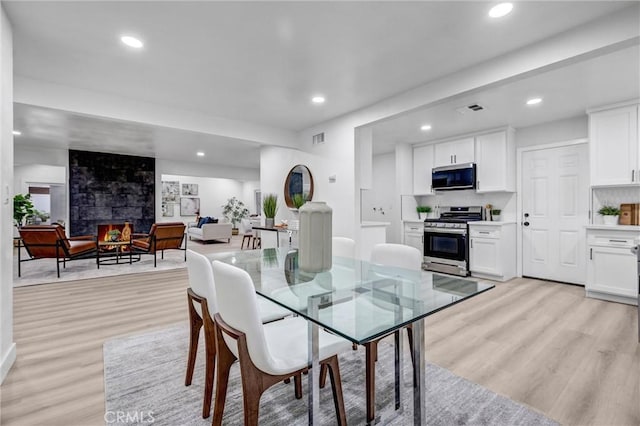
[598,205,620,226]
[491,209,502,222]
[13,194,34,227]
[107,229,122,242]
[222,197,250,233]
[32,209,51,225]
[263,194,278,228]
[416,206,432,220]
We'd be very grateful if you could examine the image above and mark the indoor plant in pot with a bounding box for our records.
[263,194,278,228]
[222,196,250,234]
[491,209,502,222]
[598,205,620,225]
[13,193,34,227]
[416,206,432,220]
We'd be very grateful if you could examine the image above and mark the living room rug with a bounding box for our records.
[13,236,244,287]
[104,324,559,425]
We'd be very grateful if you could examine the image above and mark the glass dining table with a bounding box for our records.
[208,247,494,425]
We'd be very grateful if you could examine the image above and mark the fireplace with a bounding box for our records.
[97,223,134,251]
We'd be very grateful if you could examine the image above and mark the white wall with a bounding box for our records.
[158,174,249,225]
[14,164,66,194]
[362,153,398,242]
[241,180,261,215]
[0,3,15,383]
[516,115,588,148]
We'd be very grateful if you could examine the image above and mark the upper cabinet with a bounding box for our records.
[589,103,639,186]
[475,129,516,193]
[413,144,434,195]
[433,137,474,167]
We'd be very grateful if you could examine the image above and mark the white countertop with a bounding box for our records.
[403,220,424,224]
[585,224,640,231]
[360,221,391,228]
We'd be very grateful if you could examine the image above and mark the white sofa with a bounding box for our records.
[187,222,232,243]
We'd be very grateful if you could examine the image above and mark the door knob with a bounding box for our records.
[523,221,530,226]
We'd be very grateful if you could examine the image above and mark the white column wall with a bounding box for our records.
[0,3,15,383]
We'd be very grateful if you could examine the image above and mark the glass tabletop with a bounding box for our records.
[208,248,494,344]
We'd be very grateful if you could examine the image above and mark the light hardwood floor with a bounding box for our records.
[1,270,638,425]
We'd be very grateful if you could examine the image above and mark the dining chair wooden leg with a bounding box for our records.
[319,363,328,389]
[185,293,203,386]
[322,355,347,426]
[364,341,377,423]
[212,331,236,426]
[294,373,303,399]
[202,321,217,419]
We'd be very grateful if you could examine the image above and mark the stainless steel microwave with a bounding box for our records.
[431,163,476,191]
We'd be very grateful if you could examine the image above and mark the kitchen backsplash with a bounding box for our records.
[415,191,516,221]
[592,187,640,224]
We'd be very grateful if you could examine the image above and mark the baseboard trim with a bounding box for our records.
[0,342,16,384]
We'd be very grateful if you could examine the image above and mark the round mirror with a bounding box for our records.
[284,165,314,209]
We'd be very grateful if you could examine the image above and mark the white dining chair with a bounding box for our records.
[184,249,291,418]
[320,243,422,423]
[332,236,356,259]
[211,260,351,426]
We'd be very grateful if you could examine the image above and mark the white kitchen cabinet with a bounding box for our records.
[586,228,639,305]
[469,222,516,281]
[403,222,424,256]
[588,103,639,186]
[434,137,474,167]
[412,144,434,195]
[475,129,515,192]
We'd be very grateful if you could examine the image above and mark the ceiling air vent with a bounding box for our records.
[455,103,486,114]
[312,132,325,145]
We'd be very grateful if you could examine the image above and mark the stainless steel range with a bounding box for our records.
[423,206,483,277]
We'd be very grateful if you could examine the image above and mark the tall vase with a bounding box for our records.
[299,201,332,272]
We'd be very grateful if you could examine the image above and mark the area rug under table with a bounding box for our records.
[104,324,558,425]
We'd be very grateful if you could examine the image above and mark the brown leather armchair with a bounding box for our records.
[17,224,97,278]
[131,222,187,267]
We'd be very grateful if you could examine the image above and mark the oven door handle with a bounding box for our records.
[424,228,467,235]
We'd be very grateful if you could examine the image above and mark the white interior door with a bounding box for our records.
[521,144,589,284]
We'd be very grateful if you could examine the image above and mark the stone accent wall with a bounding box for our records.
[69,150,155,237]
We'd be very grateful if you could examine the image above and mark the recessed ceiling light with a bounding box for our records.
[420,124,432,131]
[197,151,205,157]
[526,97,543,106]
[311,96,325,104]
[12,130,21,136]
[120,35,144,49]
[488,3,513,18]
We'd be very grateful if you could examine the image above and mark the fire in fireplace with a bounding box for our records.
[97,222,133,250]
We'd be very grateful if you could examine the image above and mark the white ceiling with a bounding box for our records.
[12,103,262,168]
[5,1,639,163]
[370,45,640,154]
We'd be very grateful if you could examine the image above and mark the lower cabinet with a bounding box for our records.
[403,222,424,256]
[469,223,516,282]
[586,228,639,305]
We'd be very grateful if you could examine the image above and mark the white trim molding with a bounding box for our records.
[0,342,16,384]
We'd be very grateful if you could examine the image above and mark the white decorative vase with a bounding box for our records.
[602,215,618,226]
[299,201,332,272]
